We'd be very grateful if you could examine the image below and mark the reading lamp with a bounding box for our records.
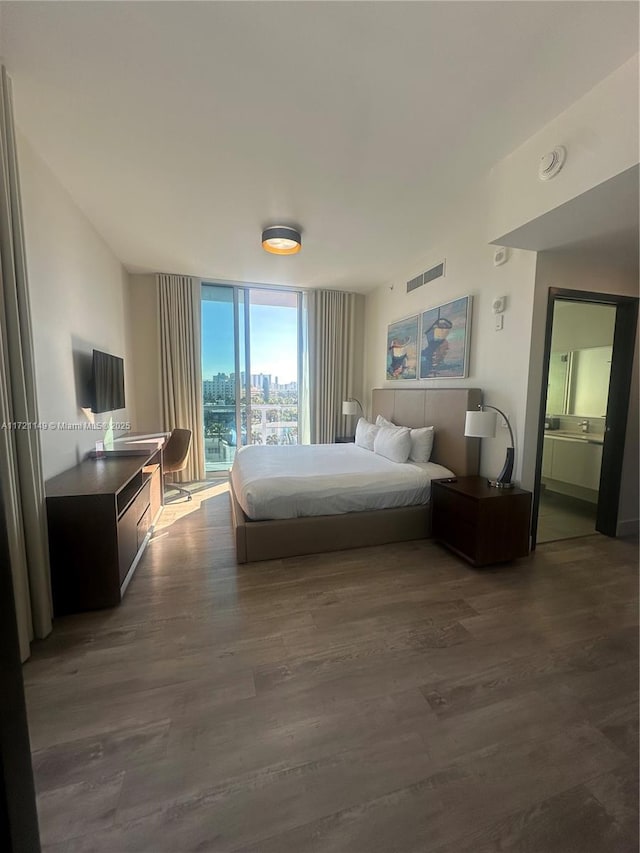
[464,404,515,489]
[342,397,364,418]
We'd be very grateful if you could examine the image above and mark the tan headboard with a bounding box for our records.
[371,388,481,476]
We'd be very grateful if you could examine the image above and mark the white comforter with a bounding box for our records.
[230,443,455,520]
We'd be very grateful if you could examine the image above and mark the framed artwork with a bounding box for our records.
[418,295,472,379]
[386,314,419,380]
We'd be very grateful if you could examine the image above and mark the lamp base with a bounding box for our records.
[487,479,514,489]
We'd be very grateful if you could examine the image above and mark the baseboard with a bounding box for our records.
[541,478,598,504]
[616,518,639,537]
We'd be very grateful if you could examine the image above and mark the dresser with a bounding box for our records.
[46,448,164,615]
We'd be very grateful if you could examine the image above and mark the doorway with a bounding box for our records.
[532,288,638,547]
[537,300,615,542]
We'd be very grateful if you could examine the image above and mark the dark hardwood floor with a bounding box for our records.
[24,481,639,852]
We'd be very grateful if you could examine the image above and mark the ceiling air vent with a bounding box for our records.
[406,260,445,293]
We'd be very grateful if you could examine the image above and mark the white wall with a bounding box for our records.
[523,248,639,534]
[489,55,639,243]
[363,57,639,499]
[18,134,136,479]
[363,179,538,483]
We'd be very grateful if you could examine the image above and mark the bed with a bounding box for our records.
[229,387,481,563]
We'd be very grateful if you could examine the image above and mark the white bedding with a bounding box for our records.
[230,443,455,520]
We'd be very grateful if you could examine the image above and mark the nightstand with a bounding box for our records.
[431,476,531,567]
[335,435,355,443]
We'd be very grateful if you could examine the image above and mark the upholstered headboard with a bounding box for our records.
[371,388,481,476]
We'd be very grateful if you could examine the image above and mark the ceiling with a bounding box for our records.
[495,165,640,266]
[2,1,638,292]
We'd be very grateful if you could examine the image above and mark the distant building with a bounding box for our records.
[203,372,234,401]
[204,372,297,403]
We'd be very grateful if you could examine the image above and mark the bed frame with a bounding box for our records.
[230,387,481,563]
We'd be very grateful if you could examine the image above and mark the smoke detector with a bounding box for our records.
[493,247,509,267]
[538,146,566,181]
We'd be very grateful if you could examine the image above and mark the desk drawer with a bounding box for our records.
[118,480,151,585]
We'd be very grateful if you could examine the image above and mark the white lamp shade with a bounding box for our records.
[342,400,358,416]
[464,409,497,438]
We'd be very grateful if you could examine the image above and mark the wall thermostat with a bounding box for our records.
[492,296,506,314]
[493,247,509,266]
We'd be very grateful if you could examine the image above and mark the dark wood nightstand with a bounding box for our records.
[431,476,531,567]
[335,435,355,443]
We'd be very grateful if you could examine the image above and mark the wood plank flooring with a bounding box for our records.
[24,481,639,852]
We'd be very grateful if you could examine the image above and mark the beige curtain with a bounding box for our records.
[158,273,205,481]
[307,289,364,443]
[0,66,52,661]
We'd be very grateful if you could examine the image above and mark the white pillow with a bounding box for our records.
[373,424,411,463]
[409,426,435,463]
[354,417,379,451]
[375,414,395,428]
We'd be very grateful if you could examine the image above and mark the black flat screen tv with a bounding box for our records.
[91,349,125,413]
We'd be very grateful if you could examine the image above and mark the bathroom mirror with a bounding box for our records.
[546,346,612,417]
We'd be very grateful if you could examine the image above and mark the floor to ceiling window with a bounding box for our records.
[201,283,301,472]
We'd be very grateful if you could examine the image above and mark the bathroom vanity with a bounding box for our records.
[542,431,604,500]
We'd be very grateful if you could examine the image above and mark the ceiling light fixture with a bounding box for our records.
[261,225,302,255]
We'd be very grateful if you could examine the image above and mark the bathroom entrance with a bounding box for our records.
[532,288,638,546]
[537,300,614,542]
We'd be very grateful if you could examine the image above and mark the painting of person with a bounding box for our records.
[419,296,472,379]
[388,337,410,377]
[421,317,453,376]
[386,315,418,380]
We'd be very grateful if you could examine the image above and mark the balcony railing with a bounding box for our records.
[203,402,298,471]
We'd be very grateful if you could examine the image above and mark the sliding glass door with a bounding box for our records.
[201,283,301,472]
[201,285,242,471]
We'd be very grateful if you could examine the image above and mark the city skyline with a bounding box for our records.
[201,299,298,384]
[202,372,297,405]
[202,371,297,386]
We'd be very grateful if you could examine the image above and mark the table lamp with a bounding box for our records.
[342,398,364,418]
[464,404,515,489]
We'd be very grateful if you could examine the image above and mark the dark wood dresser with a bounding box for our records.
[45,448,163,615]
[432,475,531,567]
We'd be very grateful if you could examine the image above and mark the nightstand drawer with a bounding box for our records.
[432,512,477,562]
[432,483,477,524]
[431,476,531,567]
[476,496,530,563]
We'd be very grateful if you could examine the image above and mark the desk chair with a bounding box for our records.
[163,428,193,501]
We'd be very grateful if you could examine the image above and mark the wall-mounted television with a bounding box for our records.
[91,349,125,413]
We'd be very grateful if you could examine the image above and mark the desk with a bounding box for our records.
[46,446,164,615]
[113,431,169,450]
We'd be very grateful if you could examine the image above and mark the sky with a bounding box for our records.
[202,300,298,384]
